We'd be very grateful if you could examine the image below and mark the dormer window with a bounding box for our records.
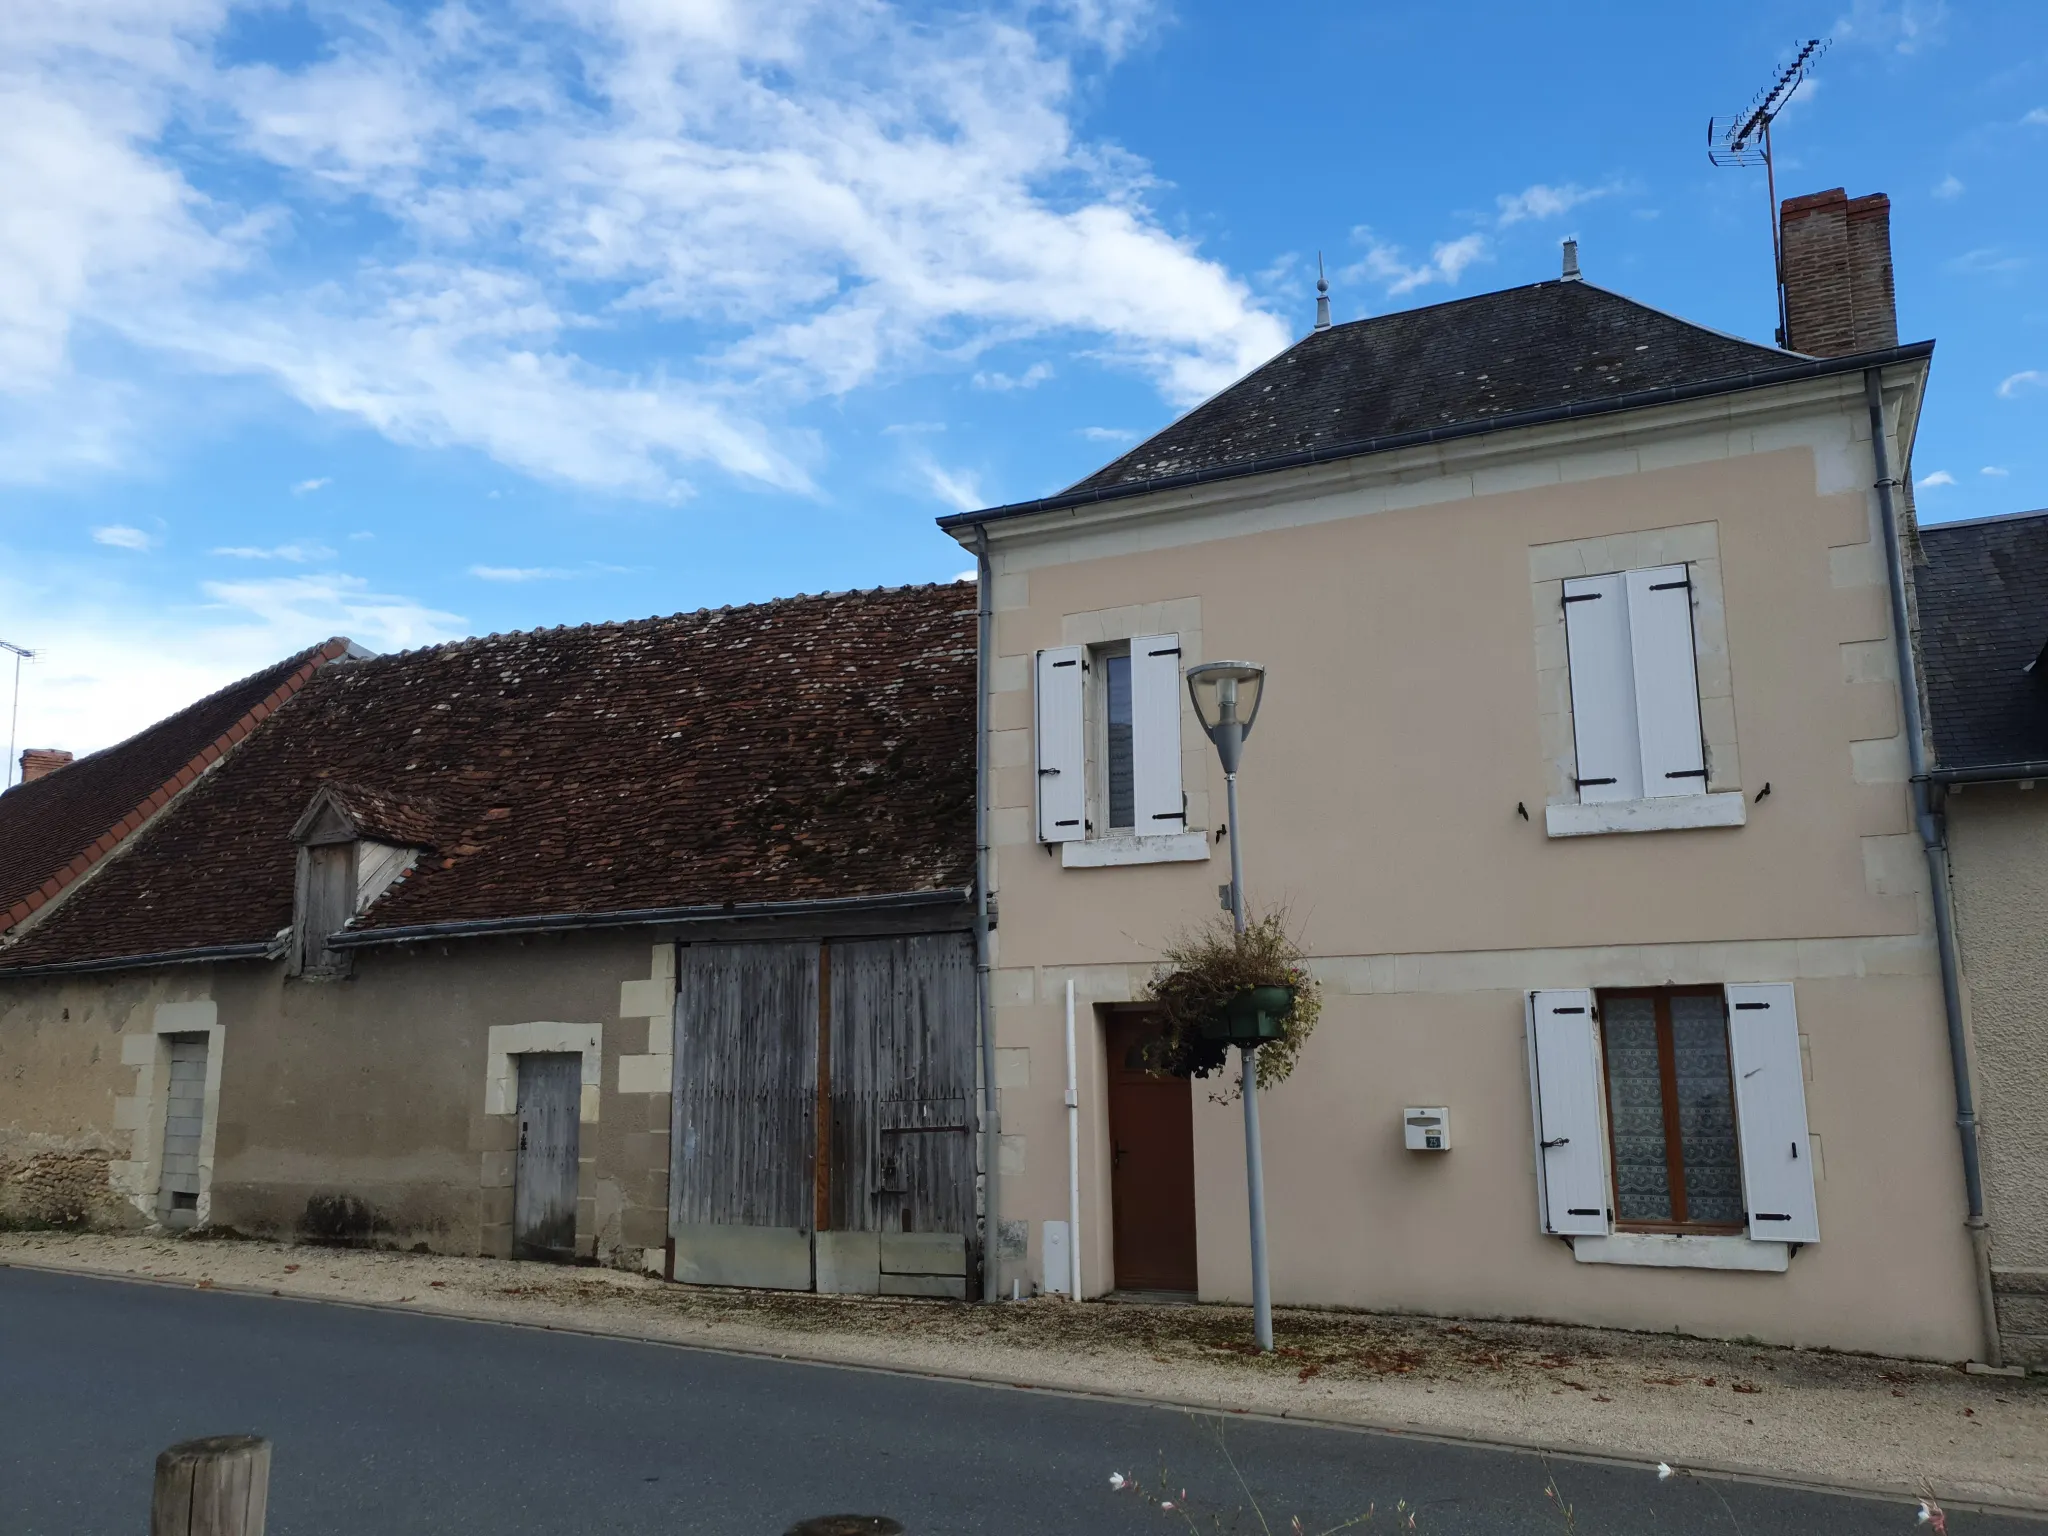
[288,785,424,979]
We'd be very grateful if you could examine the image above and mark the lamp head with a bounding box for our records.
[1185,661,1266,772]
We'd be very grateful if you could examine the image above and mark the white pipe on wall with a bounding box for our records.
[1065,978,1081,1301]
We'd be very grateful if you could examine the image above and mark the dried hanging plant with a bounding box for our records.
[1140,910,1322,1100]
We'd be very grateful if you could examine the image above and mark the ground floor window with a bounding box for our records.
[1597,988,1742,1231]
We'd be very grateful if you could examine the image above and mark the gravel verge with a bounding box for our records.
[4,1231,2042,1512]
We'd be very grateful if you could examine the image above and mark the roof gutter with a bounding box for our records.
[938,341,1936,534]
[1930,760,2048,786]
[329,887,974,948]
[0,940,272,979]
[1866,365,2001,1367]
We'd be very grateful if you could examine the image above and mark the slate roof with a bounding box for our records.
[0,640,352,934]
[1071,281,1795,493]
[1917,510,2048,775]
[0,585,977,971]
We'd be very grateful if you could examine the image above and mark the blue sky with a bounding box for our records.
[2,0,2044,761]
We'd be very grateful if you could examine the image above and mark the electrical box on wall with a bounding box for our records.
[1404,1107,1450,1151]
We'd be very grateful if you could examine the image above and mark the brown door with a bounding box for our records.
[1105,1013,1198,1293]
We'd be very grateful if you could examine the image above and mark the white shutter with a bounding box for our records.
[1562,574,1641,802]
[1625,565,1708,798]
[1130,633,1185,838]
[1725,983,1820,1243]
[1034,646,1086,843]
[1526,989,1609,1236]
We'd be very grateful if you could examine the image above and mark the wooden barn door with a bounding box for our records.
[669,942,820,1289]
[668,932,978,1296]
[828,934,978,1297]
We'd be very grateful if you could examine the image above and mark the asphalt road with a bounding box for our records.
[1,1266,2035,1536]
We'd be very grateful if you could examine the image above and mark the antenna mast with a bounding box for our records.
[1,639,34,791]
[1709,37,1829,347]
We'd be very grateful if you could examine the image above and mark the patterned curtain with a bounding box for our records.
[1670,993,1742,1225]
[1602,995,1672,1222]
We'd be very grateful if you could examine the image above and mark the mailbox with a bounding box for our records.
[1403,1107,1450,1152]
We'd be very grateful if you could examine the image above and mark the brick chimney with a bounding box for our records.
[18,749,73,784]
[1779,188,1898,357]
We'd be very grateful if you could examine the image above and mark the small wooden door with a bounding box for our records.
[514,1053,581,1262]
[1105,1013,1198,1293]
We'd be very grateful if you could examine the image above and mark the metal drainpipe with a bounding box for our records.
[974,525,1001,1303]
[1865,368,2002,1366]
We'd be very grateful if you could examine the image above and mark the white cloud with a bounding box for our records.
[91,524,154,550]
[1079,425,1136,441]
[917,457,984,512]
[199,572,463,654]
[291,477,331,494]
[1916,469,1956,488]
[2023,107,2048,126]
[1932,173,1964,199]
[1981,465,2010,477]
[1999,371,2046,398]
[973,361,1055,392]
[468,565,571,582]
[882,422,946,435]
[1495,182,1615,227]
[954,568,978,582]
[1834,1,1948,55]
[1346,232,1489,298]
[212,542,336,562]
[1948,248,2028,276]
[0,2,1289,495]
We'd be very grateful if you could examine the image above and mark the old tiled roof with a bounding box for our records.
[0,585,976,969]
[1070,281,1794,493]
[0,640,353,934]
[1918,510,2048,774]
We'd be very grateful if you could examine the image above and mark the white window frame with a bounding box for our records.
[1547,562,1746,838]
[1039,632,1207,868]
[1524,982,1817,1271]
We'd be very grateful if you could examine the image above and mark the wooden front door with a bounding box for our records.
[513,1052,581,1262]
[1106,1013,1198,1293]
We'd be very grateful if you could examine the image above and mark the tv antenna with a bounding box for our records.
[1709,37,1830,347]
[2,639,35,791]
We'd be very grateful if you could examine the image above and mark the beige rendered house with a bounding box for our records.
[944,191,2002,1362]
[1917,508,2048,1368]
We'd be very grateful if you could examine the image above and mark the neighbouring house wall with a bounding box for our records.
[978,381,1983,1359]
[0,932,678,1266]
[1947,786,2048,1366]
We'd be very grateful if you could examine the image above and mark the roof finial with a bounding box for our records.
[1314,252,1332,331]
[1561,238,1582,282]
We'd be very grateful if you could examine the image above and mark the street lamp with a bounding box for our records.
[1185,660,1273,1353]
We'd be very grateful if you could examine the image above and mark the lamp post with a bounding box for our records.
[1185,660,1273,1353]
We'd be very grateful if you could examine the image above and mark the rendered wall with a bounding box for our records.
[0,932,677,1266]
[1948,787,2048,1365]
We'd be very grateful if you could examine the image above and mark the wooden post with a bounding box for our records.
[151,1435,270,1536]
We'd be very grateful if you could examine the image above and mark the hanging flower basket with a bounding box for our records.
[1141,913,1322,1100]
[1196,984,1296,1045]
